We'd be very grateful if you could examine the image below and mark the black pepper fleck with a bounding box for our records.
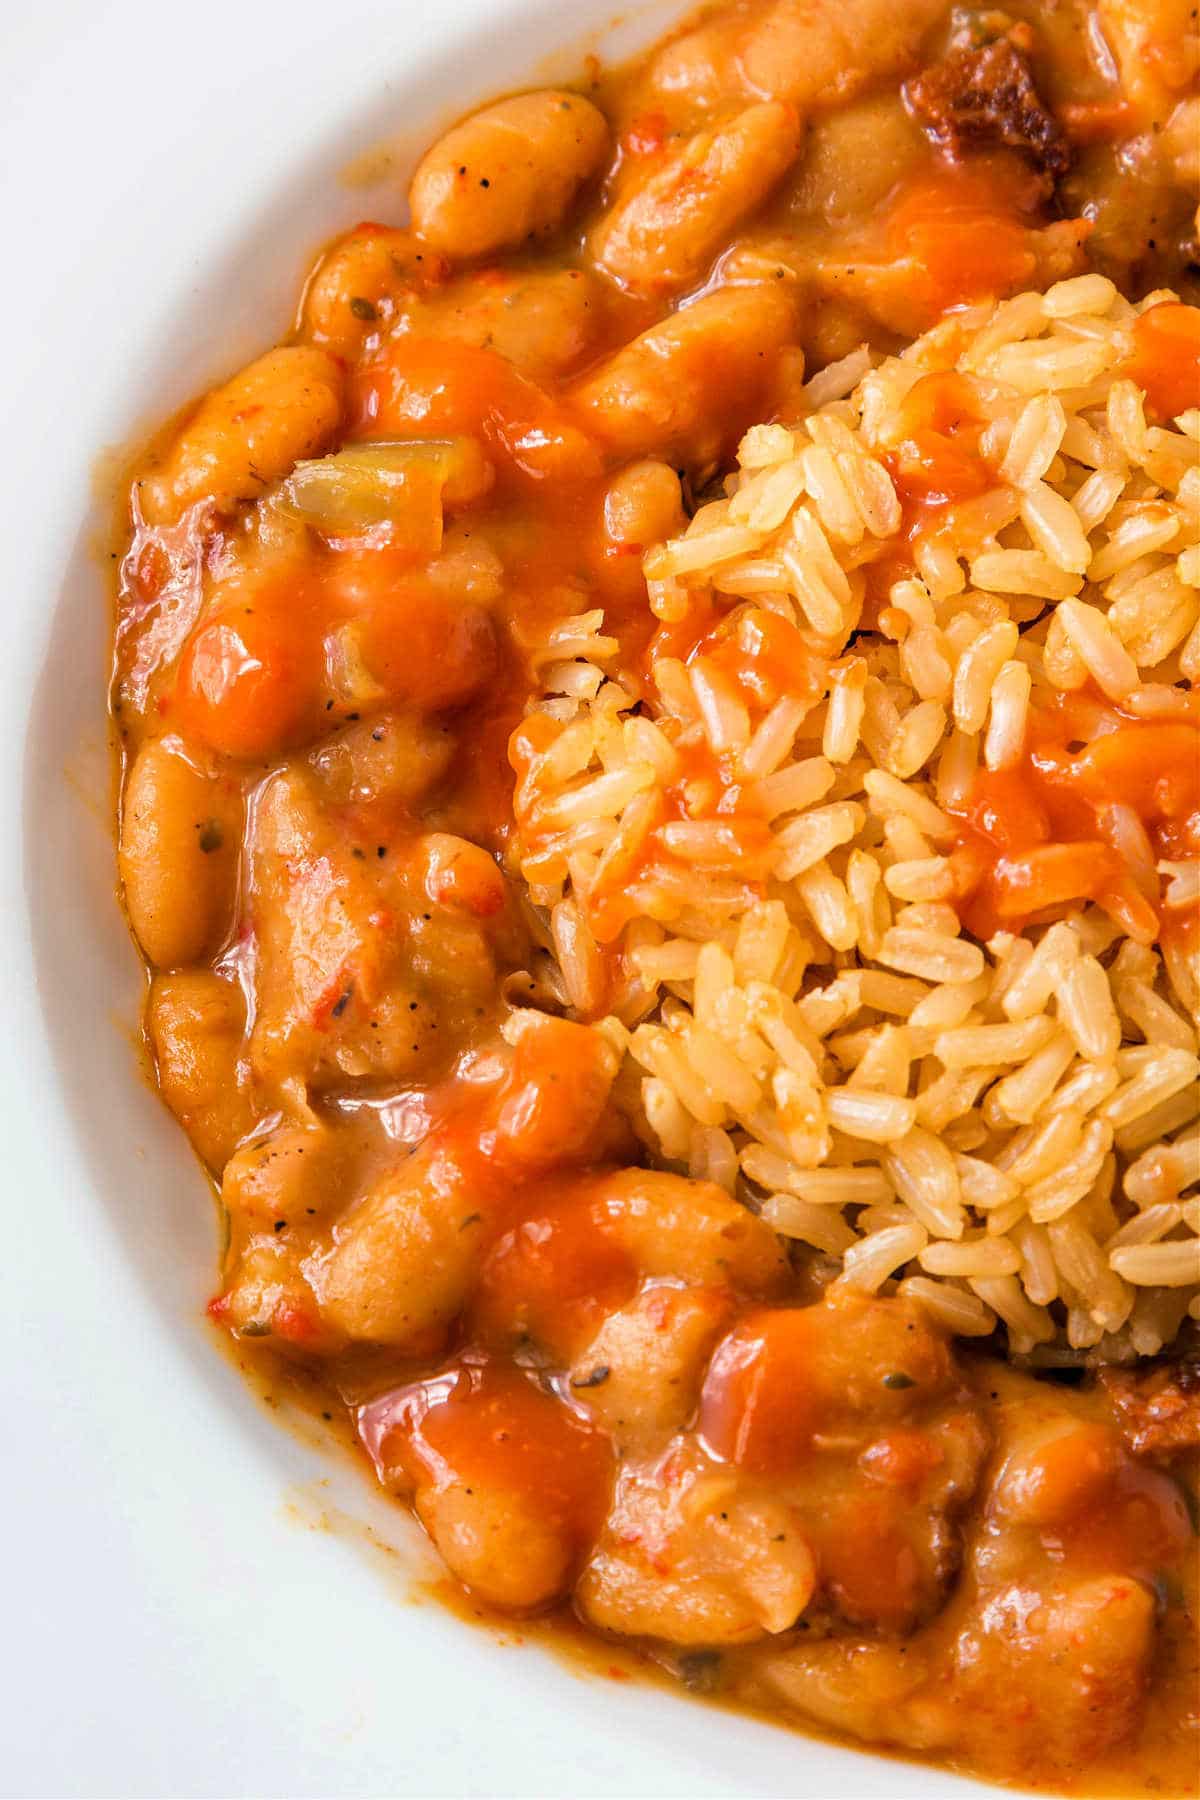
[571,1365,611,1389]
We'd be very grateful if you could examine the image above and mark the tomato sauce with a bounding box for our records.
[950,689,1200,938]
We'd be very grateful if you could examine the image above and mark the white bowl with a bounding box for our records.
[0,3,1010,1793]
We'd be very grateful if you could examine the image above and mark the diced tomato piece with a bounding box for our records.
[327,543,497,711]
[623,110,670,157]
[886,168,1038,318]
[889,371,990,506]
[350,336,601,485]
[1039,723,1200,822]
[698,1309,826,1473]
[706,608,825,712]
[961,766,1052,856]
[490,1015,618,1168]
[174,607,322,758]
[990,841,1125,917]
[352,337,503,438]
[1125,303,1200,421]
[472,1199,639,1359]
[271,1299,324,1346]
[357,1359,613,1547]
[859,1428,945,1490]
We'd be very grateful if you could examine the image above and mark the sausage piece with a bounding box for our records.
[409,89,609,259]
[1101,1360,1200,1460]
[591,101,803,293]
[905,40,1070,186]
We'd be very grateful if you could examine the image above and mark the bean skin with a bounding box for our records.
[413,266,605,382]
[591,101,803,293]
[298,224,447,355]
[603,458,688,551]
[571,283,800,470]
[222,1123,344,1227]
[409,89,610,259]
[140,346,343,525]
[147,969,257,1171]
[315,1147,481,1345]
[650,0,947,112]
[119,736,242,968]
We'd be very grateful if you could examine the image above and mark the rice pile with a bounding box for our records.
[510,276,1200,1361]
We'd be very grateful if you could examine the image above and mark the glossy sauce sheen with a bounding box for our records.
[111,0,1199,1793]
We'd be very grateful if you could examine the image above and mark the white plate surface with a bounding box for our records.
[0,4,1014,1794]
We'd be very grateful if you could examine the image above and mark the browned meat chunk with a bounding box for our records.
[1101,1361,1200,1461]
[905,40,1069,185]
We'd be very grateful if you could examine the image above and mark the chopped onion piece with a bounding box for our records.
[275,437,493,535]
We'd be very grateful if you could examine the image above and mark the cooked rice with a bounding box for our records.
[511,281,1200,1363]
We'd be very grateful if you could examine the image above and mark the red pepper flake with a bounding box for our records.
[624,110,670,157]
[273,1302,320,1346]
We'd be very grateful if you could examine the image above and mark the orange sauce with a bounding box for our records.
[359,1356,614,1547]
[472,1193,641,1360]
[950,690,1200,938]
[885,161,1051,319]
[887,370,991,509]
